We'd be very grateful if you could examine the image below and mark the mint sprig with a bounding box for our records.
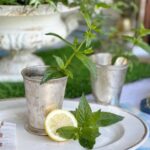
[57,95,124,149]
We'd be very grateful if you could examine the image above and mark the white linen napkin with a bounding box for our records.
[0,122,16,150]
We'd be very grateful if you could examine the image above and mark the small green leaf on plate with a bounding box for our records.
[79,127,100,149]
[97,112,124,127]
[74,94,92,127]
[57,126,78,140]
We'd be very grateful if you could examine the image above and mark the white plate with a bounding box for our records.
[0,99,148,150]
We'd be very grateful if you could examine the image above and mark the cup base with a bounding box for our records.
[96,99,120,107]
[25,123,47,136]
[96,100,111,106]
[93,93,120,107]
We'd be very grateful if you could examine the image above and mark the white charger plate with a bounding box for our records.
[0,99,148,150]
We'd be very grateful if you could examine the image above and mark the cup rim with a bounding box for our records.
[96,64,128,70]
[90,53,128,70]
[21,65,67,83]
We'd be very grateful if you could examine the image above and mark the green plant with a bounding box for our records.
[124,24,150,53]
[41,27,96,83]
[57,94,123,149]
[40,1,111,83]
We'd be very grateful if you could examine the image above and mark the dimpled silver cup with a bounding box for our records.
[21,66,67,135]
[91,53,128,106]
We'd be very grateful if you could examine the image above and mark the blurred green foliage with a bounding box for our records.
[0,44,150,99]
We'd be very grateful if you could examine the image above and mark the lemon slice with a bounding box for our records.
[45,109,78,142]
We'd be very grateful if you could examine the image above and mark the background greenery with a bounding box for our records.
[0,43,150,99]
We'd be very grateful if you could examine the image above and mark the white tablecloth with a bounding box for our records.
[120,78,150,108]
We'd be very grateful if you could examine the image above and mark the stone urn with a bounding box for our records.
[0,4,79,81]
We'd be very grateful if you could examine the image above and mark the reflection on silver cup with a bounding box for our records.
[21,66,67,135]
[91,53,128,106]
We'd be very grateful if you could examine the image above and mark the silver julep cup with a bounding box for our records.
[21,66,67,135]
[91,53,128,106]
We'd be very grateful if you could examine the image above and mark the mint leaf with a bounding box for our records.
[135,39,150,53]
[111,1,128,13]
[46,32,73,48]
[74,94,92,127]
[84,31,96,47]
[139,24,150,37]
[29,0,40,7]
[64,69,73,79]
[97,112,124,127]
[79,127,100,149]
[83,48,94,55]
[57,126,78,140]
[96,2,111,9]
[90,109,101,127]
[76,52,96,79]
[41,67,64,84]
[123,35,135,43]
[73,37,79,49]
[82,13,92,29]
[53,55,65,69]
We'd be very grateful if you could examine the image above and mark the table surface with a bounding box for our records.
[0,78,150,150]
